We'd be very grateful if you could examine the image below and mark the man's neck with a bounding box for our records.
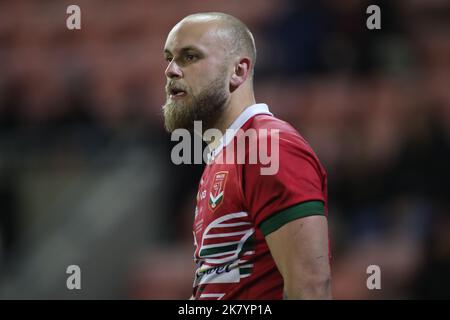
[207,92,256,150]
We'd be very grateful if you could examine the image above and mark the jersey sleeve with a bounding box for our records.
[242,130,327,237]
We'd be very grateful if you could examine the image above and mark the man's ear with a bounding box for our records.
[230,57,251,92]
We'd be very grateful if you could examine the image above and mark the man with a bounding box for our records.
[162,12,331,299]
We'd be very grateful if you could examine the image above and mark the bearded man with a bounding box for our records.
[162,12,331,300]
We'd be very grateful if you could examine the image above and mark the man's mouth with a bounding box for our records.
[169,87,187,99]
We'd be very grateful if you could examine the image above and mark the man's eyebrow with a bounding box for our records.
[179,46,202,53]
[163,46,203,56]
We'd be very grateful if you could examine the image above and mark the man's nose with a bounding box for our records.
[165,60,183,79]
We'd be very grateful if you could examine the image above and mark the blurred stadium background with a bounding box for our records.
[0,0,449,299]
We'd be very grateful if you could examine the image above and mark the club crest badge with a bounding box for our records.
[208,171,228,212]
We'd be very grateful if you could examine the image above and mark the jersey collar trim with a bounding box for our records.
[208,103,273,161]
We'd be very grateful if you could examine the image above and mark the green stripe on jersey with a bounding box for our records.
[259,201,325,236]
[199,243,238,257]
[239,267,252,275]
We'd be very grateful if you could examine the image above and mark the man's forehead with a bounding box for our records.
[164,19,227,54]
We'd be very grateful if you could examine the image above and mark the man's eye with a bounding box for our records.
[185,54,196,62]
[165,56,173,62]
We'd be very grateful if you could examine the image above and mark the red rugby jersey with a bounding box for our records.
[192,103,328,300]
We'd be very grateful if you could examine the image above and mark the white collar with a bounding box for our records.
[208,103,273,161]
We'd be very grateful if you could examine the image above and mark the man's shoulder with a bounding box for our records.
[246,113,294,131]
[245,114,311,149]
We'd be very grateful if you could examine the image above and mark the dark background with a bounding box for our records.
[0,0,449,299]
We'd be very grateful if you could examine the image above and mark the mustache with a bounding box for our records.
[165,81,189,94]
